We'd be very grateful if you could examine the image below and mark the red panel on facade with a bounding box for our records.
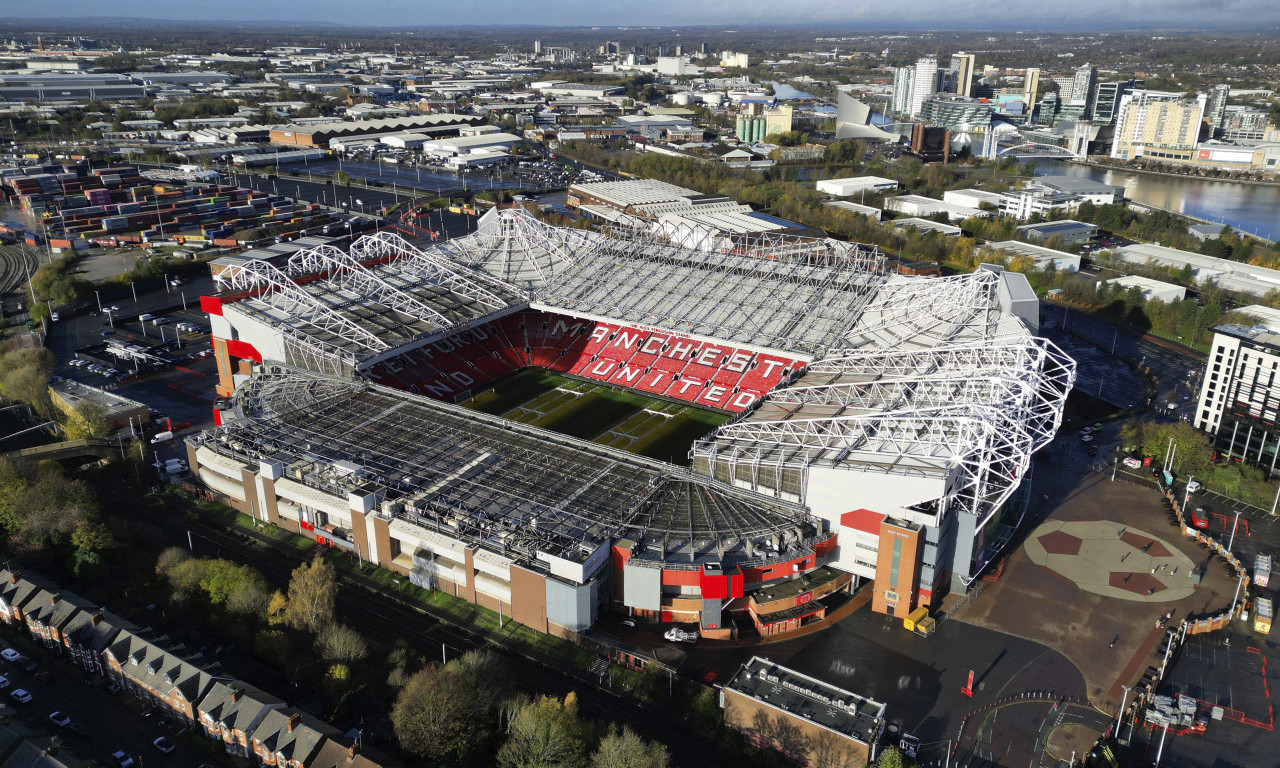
[611,545,632,572]
[840,508,886,535]
[741,554,815,584]
[813,535,838,557]
[661,569,702,587]
[700,570,729,600]
[212,408,222,427]
[728,568,745,599]
[224,339,263,364]
[200,295,223,316]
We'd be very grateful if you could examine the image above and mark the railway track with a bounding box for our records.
[131,499,730,764]
[0,243,40,300]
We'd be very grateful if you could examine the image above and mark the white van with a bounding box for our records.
[138,313,155,322]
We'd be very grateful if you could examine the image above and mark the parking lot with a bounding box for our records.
[0,628,219,767]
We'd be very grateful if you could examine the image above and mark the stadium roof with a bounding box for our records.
[457,209,887,357]
[214,236,524,368]
[197,366,818,569]
[693,269,1074,533]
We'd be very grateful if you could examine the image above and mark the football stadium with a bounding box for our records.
[188,205,1074,640]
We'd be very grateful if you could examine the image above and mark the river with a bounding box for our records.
[1028,158,1280,242]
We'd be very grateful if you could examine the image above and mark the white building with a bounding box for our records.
[985,241,1081,272]
[815,177,899,197]
[1194,305,1280,472]
[942,189,1005,210]
[1101,274,1186,304]
[421,132,522,158]
[884,194,984,222]
[824,201,882,222]
[1112,243,1280,298]
[892,218,961,237]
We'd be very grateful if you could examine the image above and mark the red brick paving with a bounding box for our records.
[1120,531,1172,557]
[1108,572,1164,595]
[1108,620,1167,700]
[1040,530,1084,555]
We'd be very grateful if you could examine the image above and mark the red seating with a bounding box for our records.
[361,309,801,413]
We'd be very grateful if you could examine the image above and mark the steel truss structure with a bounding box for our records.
[416,208,888,355]
[201,366,819,567]
[694,336,1075,532]
[843,270,1006,350]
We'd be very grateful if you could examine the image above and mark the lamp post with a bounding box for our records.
[1228,508,1242,552]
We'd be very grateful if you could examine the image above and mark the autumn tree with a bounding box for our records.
[275,557,336,632]
[315,624,368,664]
[496,694,586,768]
[391,664,489,763]
[590,725,670,768]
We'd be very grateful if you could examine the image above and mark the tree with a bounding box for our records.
[496,695,586,768]
[590,726,669,768]
[315,623,368,664]
[391,665,487,763]
[63,401,110,440]
[878,746,912,768]
[279,557,336,633]
[156,546,192,577]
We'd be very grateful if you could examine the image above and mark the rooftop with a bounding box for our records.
[1031,176,1124,196]
[725,657,885,745]
[1017,219,1098,234]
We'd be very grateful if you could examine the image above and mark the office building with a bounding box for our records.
[921,94,991,131]
[1092,80,1144,125]
[721,657,886,766]
[1195,306,1280,475]
[1023,68,1041,111]
[533,40,542,55]
[950,53,976,98]
[816,176,900,196]
[1110,90,1207,162]
[1015,220,1098,245]
[1206,84,1230,137]
[1072,64,1098,118]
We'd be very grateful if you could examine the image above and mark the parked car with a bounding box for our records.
[1123,457,1143,469]
[34,669,52,685]
[153,736,176,754]
[0,674,9,689]
[663,627,698,643]
[1080,434,1093,443]
[10,688,32,704]
[1186,479,1202,494]
[49,711,71,727]
[0,649,19,662]
[110,751,135,768]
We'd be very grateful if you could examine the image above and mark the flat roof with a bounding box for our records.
[891,218,961,235]
[725,657,885,745]
[1016,220,1097,234]
[1032,176,1124,195]
[50,380,147,418]
[986,240,1080,262]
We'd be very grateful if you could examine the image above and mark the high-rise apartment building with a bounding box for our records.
[908,56,939,118]
[892,66,914,115]
[1206,84,1231,137]
[1195,307,1280,476]
[1092,79,1144,125]
[1072,64,1098,117]
[1110,90,1207,161]
[950,53,976,98]
[1022,68,1041,109]
[533,40,543,55]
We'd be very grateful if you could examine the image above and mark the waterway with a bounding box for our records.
[1028,158,1280,242]
[768,81,816,101]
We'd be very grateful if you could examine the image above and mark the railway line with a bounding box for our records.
[0,243,39,301]
[130,497,731,765]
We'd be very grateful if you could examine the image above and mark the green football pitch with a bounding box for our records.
[462,369,730,465]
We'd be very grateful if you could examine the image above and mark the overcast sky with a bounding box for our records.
[5,0,1279,29]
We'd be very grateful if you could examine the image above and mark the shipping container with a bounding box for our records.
[1256,555,1272,589]
[1255,597,1273,635]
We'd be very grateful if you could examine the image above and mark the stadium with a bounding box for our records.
[187,204,1074,640]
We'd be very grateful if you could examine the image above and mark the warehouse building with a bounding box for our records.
[1101,275,1187,304]
[269,114,481,148]
[1111,243,1280,298]
[1015,220,1097,245]
[984,240,1081,272]
[884,194,984,222]
[815,176,899,197]
[420,132,522,158]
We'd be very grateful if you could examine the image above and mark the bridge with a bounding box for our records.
[0,438,125,470]
[993,140,1082,160]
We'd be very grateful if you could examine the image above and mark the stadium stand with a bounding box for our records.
[364,309,802,413]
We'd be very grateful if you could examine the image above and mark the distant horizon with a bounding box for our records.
[1,0,1278,33]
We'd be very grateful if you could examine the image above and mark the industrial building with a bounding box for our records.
[268,114,481,148]
[1101,275,1187,304]
[891,218,962,237]
[816,177,899,197]
[567,179,741,222]
[721,657,886,766]
[188,209,1072,639]
[884,194,984,222]
[823,201,882,221]
[1195,305,1280,474]
[1015,220,1098,245]
[984,241,1081,272]
[1111,243,1280,298]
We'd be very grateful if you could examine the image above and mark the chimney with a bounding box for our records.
[347,744,356,761]
[230,686,242,702]
[49,593,60,605]
[9,570,19,584]
[287,713,300,732]
[91,609,104,626]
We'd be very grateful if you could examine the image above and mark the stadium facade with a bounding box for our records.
[190,206,1073,640]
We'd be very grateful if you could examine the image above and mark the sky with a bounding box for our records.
[4,0,1280,30]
